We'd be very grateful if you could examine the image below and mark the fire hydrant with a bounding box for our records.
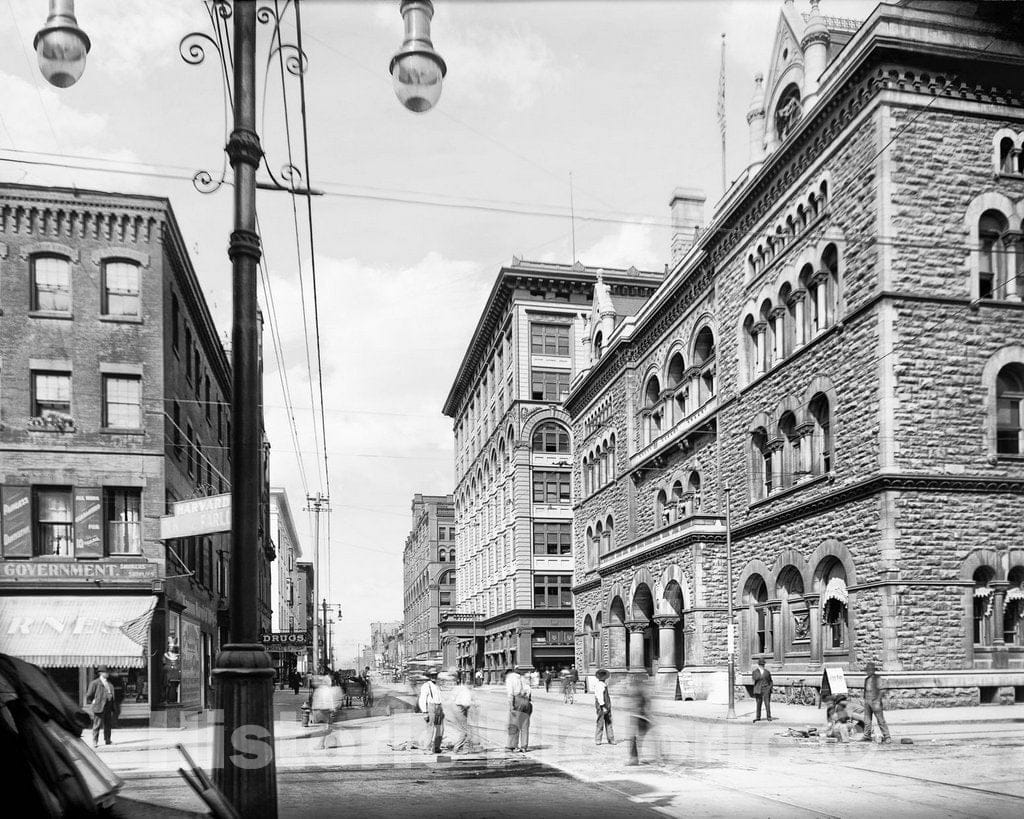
[300,702,311,726]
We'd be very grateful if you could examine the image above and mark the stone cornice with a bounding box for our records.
[596,530,726,578]
[735,474,1024,541]
[572,576,601,595]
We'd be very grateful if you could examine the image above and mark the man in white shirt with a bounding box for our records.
[593,668,616,745]
[450,680,475,753]
[504,668,532,752]
[418,669,444,753]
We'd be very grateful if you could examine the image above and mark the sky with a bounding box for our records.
[0,0,877,666]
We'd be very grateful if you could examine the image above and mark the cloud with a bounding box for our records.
[573,220,665,271]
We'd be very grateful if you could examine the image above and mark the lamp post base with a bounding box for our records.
[212,643,278,819]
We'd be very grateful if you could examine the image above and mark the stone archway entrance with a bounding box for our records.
[628,583,655,674]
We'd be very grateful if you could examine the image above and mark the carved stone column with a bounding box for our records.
[654,616,680,672]
[753,321,767,375]
[791,290,807,349]
[626,621,648,671]
[607,622,627,671]
[992,580,1009,648]
[768,601,783,664]
[771,307,787,361]
[805,593,822,665]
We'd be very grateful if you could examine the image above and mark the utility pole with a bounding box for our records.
[306,493,330,675]
[321,598,331,672]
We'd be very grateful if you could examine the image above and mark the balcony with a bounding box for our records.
[599,514,725,571]
[630,396,718,472]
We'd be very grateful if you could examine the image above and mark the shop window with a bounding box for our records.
[103,375,142,429]
[33,487,74,556]
[102,260,141,317]
[32,255,71,312]
[1004,567,1024,646]
[105,488,142,554]
[164,611,182,704]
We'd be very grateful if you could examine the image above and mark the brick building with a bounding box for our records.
[402,493,455,661]
[0,183,271,725]
[267,487,307,679]
[565,0,1024,706]
[295,561,315,673]
[370,620,403,672]
[441,261,661,680]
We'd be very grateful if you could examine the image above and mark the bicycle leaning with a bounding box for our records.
[782,678,819,706]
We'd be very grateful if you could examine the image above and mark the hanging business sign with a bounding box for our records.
[262,632,310,651]
[159,494,231,540]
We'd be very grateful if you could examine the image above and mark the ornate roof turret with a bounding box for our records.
[802,0,830,48]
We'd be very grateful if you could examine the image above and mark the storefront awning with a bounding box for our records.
[0,595,156,668]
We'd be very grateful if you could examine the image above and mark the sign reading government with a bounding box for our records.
[262,632,310,650]
[0,561,159,581]
[159,493,231,540]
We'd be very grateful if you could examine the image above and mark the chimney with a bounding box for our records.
[669,188,706,268]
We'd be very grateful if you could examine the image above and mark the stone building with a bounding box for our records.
[402,493,455,661]
[0,183,271,724]
[441,260,662,680]
[370,620,404,672]
[295,561,315,672]
[565,0,1024,706]
[267,487,307,679]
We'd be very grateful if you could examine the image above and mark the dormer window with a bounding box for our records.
[775,83,802,141]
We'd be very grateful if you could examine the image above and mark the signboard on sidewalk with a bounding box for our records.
[820,666,848,699]
[159,493,231,540]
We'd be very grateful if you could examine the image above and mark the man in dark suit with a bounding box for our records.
[84,665,118,747]
[752,658,774,723]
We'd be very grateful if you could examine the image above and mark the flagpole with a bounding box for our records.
[718,33,727,196]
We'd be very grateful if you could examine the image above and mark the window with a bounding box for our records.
[185,327,193,382]
[973,567,995,646]
[204,377,212,422]
[997,364,1024,455]
[194,358,201,399]
[531,370,570,401]
[531,323,571,356]
[105,488,141,554]
[979,211,1012,300]
[33,371,71,418]
[438,548,448,562]
[186,423,196,477]
[102,261,140,317]
[440,591,452,607]
[532,422,569,453]
[172,402,183,459]
[103,375,142,429]
[809,394,832,474]
[32,256,71,312]
[533,522,571,555]
[34,488,73,556]
[171,293,180,352]
[533,574,572,608]
[752,428,773,499]
[1005,567,1024,646]
[532,470,571,504]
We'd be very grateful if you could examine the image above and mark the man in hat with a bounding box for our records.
[593,668,616,745]
[752,658,774,722]
[418,668,444,753]
[860,662,891,743]
[84,665,118,747]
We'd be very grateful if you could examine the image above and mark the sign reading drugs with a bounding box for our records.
[262,632,310,651]
[159,493,231,540]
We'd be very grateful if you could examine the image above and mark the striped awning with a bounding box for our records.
[0,595,156,668]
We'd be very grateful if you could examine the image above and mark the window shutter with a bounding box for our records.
[75,487,104,557]
[1,486,33,557]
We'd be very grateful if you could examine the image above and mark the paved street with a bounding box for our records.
[101,684,1024,817]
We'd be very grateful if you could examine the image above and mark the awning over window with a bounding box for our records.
[1007,587,1024,616]
[974,586,993,599]
[822,577,848,607]
[0,595,156,668]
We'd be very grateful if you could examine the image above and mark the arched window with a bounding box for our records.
[778,283,793,359]
[693,327,716,402]
[809,393,832,474]
[778,412,799,489]
[595,521,605,556]
[778,566,808,654]
[973,566,996,646]
[743,575,771,656]
[670,480,684,520]
[751,427,773,499]
[775,83,802,141]
[1004,566,1024,646]
[998,136,1018,175]
[586,526,595,567]
[593,331,603,360]
[655,489,669,528]
[760,299,776,370]
[532,422,569,454]
[449,548,455,562]
[643,376,663,444]
[687,471,702,515]
[438,549,447,562]
[439,569,455,585]
[820,243,839,327]
[604,516,614,554]
[744,314,759,380]
[997,363,1024,455]
[819,560,848,650]
[608,434,616,478]
[979,211,1010,300]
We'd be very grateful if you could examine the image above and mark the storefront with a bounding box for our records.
[0,594,157,719]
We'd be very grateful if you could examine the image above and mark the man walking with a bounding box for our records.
[593,668,616,745]
[418,669,444,753]
[84,665,118,747]
[860,662,891,743]
[504,668,532,752]
[752,658,774,722]
[451,678,475,753]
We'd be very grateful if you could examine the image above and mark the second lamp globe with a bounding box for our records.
[390,0,446,113]
[34,0,90,88]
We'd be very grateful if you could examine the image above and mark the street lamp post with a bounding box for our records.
[33,2,446,816]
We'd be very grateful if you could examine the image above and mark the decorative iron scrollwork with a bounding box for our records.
[181,0,310,195]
